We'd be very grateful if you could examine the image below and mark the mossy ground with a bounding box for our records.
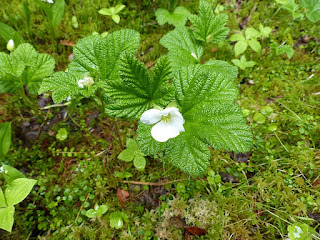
[0,0,319,239]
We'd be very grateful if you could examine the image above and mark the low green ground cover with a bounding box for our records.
[0,0,319,239]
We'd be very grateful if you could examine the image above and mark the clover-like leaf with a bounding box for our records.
[301,0,320,22]
[189,1,229,43]
[105,54,174,118]
[155,6,191,27]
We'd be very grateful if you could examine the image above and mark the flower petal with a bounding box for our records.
[168,108,185,132]
[140,109,162,125]
[151,121,180,142]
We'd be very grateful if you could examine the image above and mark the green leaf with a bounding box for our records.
[96,204,108,217]
[98,8,113,15]
[203,60,238,80]
[160,27,203,71]
[114,5,126,14]
[253,112,266,124]
[11,43,38,67]
[105,54,174,118]
[164,65,252,176]
[232,56,255,70]
[39,71,104,103]
[174,65,238,113]
[0,52,25,78]
[118,149,135,162]
[248,39,261,53]
[1,165,26,184]
[301,0,320,22]
[234,40,248,56]
[85,209,97,218]
[133,155,146,171]
[189,1,229,43]
[112,14,120,24]
[0,21,25,47]
[245,27,261,39]
[126,138,138,150]
[0,188,6,208]
[0,122,11,156]
[110,212,124,229]
[276,0,299,12]
[0,206,15,232]
[259,24,272,37]
[288,223,312,240]
[185,103,253,153]
[229,33,245,42]
[68,29,140,80]
[51,0,65,29]
[5,178,37,206]
[56,128,68,141]
[24,53,55,94]
[278,45,295,58]
[155,6,191,27]
[137,123,166,155]
[166,131,210,177]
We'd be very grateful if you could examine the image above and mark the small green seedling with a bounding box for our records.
[230,27,262,56]
[118,138,146,171]
[259,24,272,38]
[109,211,128,229]
[72,16,78,28]
[56,128,68,141]
[155,6,191,27]
[231,55,256,70]
[85,204,108,218]
[98,5,126,24]
[270,41,295,59]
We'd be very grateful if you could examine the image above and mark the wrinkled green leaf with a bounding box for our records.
[203,60,238,80]
[301,0,320,22]
[189,1,229,43]
[160,27,203,71]
[137,124,166,156]
[105,54,174,118]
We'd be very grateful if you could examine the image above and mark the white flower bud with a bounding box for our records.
[7,39,15,52]
[77,76,94,88]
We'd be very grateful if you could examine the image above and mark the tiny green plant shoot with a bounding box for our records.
[0,122,37,233]
[98,4,126,24]
[38,0,252,177]
[155,6,191,27]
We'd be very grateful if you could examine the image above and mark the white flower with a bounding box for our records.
[41,0,54,3]
[65,96,72,101]
[0,166,3,173]
[7,39,15,52]
[77,76,94,88]
[140,107,185,142]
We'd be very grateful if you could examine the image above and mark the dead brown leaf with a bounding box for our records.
[185,226,207,236]
[117,187,130,207]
